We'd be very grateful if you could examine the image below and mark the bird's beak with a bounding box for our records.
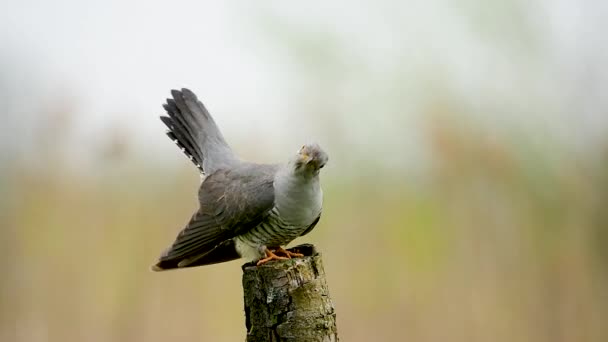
[299,152,312,164]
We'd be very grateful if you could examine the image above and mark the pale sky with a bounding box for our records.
[1,1,606,170]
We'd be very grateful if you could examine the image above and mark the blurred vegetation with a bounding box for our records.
[1,1,608,342]
[2,104,607,342]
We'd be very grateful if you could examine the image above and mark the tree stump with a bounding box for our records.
[242,244,338,341]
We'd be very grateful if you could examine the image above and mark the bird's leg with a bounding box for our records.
[274,246,304,259]
[256,247,289,266]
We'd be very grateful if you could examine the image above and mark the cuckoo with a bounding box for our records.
[151,89,328,271]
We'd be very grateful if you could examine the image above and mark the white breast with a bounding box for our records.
[273,171,323,228]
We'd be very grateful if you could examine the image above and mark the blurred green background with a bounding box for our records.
[1,1,607,341]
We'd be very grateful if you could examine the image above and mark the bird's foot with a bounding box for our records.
[256,248,289,266]
[274,246,304,259]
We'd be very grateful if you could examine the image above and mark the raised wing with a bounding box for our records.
[152,164,277,271]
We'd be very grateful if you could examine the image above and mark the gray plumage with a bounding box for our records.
[152,89,328,271]
[160,89,239,174]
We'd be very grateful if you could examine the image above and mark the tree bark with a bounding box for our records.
[242,244,338,342]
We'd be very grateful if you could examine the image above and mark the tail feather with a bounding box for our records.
[160,88,238,175]
[160,115,204,171]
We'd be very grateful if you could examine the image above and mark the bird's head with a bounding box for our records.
[292,143,328,176]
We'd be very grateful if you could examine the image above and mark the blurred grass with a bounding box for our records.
[1,2,607,341]
[1,111,607,342]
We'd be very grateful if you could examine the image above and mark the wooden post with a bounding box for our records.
[242,244,338,341]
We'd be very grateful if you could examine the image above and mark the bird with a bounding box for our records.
[151,88,328,271]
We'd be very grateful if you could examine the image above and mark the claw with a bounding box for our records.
[256,248,289,266]
[274,246,304,259]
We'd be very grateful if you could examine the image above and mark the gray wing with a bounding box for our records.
[160,88,239,175]
[152,165,277,270]
[300,213,321,237]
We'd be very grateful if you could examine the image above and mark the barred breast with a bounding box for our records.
[235,159,323,261]
[234,207,317,261]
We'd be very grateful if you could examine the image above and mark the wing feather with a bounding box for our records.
[152,164,277,270]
